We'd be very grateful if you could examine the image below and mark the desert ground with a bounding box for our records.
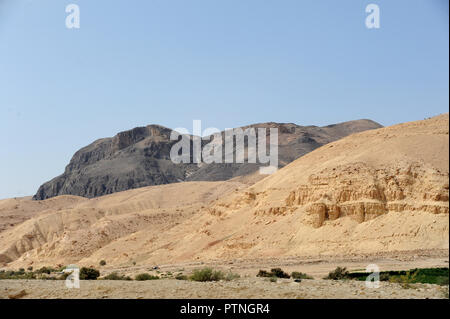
[1,277,447,299]
[0,250,448,299]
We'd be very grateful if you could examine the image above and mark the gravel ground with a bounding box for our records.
[0,278,447,299]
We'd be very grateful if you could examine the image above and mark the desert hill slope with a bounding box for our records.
[0,180,247,267]
[0,195,87,234]
[33,119,382,200]
[0,115,447,269]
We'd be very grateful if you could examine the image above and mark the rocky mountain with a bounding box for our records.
[33,119,382,200]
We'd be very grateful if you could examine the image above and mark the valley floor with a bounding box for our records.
[0,250,448,299]
[0,277,447,299]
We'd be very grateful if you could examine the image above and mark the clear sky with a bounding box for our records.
[0,0,448,199]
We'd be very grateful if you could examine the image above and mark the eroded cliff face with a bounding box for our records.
[281,163,448,228]
[33,125,193,200]
[208,162,448,229]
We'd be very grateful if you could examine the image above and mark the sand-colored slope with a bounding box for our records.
[0,115,448,268]
[0,181,246,267]
[0,195,87,234]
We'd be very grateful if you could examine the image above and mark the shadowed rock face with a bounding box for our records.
[33,119,382,200]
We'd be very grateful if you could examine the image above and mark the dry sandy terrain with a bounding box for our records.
[0,195,86,234]
[1,249,448,299]
[1,277,447,299]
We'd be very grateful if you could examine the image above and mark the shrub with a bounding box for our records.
[224,272,240,281]
[135,273,159,281]
[99,260,107,266]
[269,277,277,283]
[257,268,290,279]
[190,268,225,282]
[325,267,350,280]
[257,270,272,277]
[79,267,100,280]
[27,266,33,271]
[57,266,67,272]
[175,274,188,280]
[0,271,35,280]
[58,272,70,280]
[270,268,290,279]
[380,273,390,281]
[345,267,449,285]
[103,272,132,280]
[35,266,56,274]
[291,272,313,280]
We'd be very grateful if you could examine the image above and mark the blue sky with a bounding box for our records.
[0,0,448,199]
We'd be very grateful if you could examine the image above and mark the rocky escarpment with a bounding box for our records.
[208,162,449,228]
[283,162,449,228]
[33,125,197,199]
[34,119,382,200]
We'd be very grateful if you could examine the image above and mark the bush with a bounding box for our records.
[257,268,290,279]
[190,268,225,282]
[58,272,71,280]
[135,273,159,281]
[269,277,277,283]
[270,268,290,279]
[35,266,56,274]
[0,271,35,280]
[224,272,240,281]
[57,266,67,272]
[102,272,132,280]
[99,260,107,266]
[257,270,272,277]
[325,267,350,280]
[79,267,100,280]
[27,266,33,271]
[345,267,449,285]
[175,274,188,280]
[291,272,313,280]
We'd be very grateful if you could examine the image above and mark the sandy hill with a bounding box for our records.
[0,180,248,267]
[0,195,87,234]
[33,119,381,200]
[0,115,447,269]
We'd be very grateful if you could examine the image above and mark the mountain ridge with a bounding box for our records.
[33,119,382,200]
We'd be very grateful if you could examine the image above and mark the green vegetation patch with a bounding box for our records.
[324,267,350,280]
[102,272,132,280]
[135,273,160,281]
[79,267,100,280]
[291,271,314,280]
[189,268,240,282]
[347,267,449,286]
